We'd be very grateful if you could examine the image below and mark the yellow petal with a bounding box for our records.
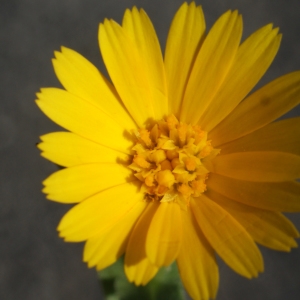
[211,151,300,182]
[125,202,159,285]
[146,202,182,267]
[99,19,166,127]
[52,47,136,131]
[57,182,143,241]
[191,196,263,278]
[220,117,300,156]
[180,10,242,124]
[177,209,219,300]
[83,200,147,270]
[122,7,167,119]
[38,132,130,167]
[36,88,132,153]
[207,190,299,252]
[210,71,300,146]
[42,163,133,203]
[164,2,205,117]
[200,25,281,131]
[207,173,300,212]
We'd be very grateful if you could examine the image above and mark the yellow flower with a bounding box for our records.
[36,2,300,299]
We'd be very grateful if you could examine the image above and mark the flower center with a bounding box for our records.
[129,115,219,209]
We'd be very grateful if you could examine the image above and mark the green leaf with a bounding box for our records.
[98,257,186,300]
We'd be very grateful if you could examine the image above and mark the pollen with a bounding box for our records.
[185,157,197,171]
[129,115,220,206]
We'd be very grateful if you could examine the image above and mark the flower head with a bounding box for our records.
[36,2,300,299]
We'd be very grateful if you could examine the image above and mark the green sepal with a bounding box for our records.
[98,257,186,300]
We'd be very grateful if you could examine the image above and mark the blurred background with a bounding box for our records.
[1,0,300,299]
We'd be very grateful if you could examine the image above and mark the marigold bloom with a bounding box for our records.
[36,2,300,299]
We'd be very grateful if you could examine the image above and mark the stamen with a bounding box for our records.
[156,170,175,188]
[133,155,151,169]
[166,149,178,160]
[185,157,197,171]
[138,128,152,147]
[177,123,187,146]
[166,114,179,130]
[149,149,166,163]
[129,115,218,206]
[160,160,172,171]
[145,174,155,187]
[171,158,180,169]
[178,183,193,197]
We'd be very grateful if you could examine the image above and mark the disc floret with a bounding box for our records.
[129,115,219,208]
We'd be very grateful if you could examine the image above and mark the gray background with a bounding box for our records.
[1,0,300,299]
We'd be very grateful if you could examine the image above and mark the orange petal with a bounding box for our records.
[146,202,182,267]
[122,7,168,118]
[177,209,219,300]
[125,202,159,285]
[99,17,167,126]
[219,117,300,156]
[38,132,129,167]
[200,25,281,131]
[207,173,300,212]
[180,10,242,124]
[42,163,133,203]
[57,183,143,242]
[191,196,263,278]
[211,151,300,182]
[52,47,136,131]
[207,189,299,252]
[83,200,147,270]
[210,71,300,146]
[36,88,132,153]
[164,2,205,117]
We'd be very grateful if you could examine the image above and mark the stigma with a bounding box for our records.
[129,115,219,208]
